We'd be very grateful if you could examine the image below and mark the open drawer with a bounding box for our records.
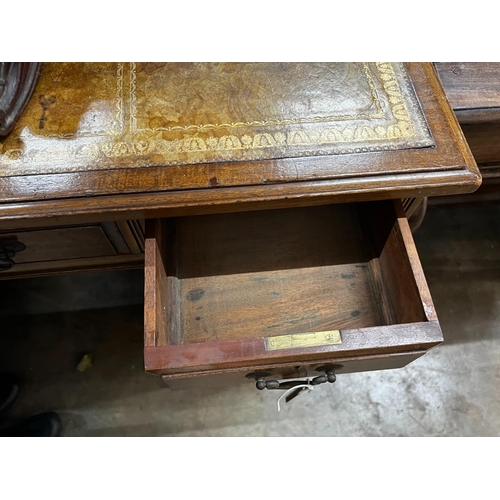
[144,200,442,389]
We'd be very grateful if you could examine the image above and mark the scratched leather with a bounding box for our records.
[0,63,434,177]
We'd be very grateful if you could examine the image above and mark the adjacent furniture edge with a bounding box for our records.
[434,62,500,205]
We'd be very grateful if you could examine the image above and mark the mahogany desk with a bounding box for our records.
[0,63,480,390]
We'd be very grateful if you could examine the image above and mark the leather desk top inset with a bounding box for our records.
[0,62,433,175]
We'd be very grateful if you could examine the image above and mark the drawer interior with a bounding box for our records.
[149,201,431,349]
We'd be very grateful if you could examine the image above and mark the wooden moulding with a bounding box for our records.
[0,254,144,280]
[144,200,443,376]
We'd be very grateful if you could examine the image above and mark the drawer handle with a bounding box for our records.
[0,257,15,271]
[0,240,26,271]
[249,368,338,391]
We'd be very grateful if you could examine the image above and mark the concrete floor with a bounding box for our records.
[0,203,499,436]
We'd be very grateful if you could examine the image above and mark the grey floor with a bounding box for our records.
[1,204,499,436]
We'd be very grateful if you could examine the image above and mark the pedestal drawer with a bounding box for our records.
[0,221,144,279]
[144,200,442,388]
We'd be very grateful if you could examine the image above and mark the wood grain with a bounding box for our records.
[0,168,482,231]
[458,122,500,165]
[436,62,500,172]
[144,219,167,348]
[181,265,382,343]
[0,221,146,279]
[174,205,379,343]
[377,218,434,325]
[429,177,500,206]
[435,63,500,111]
[0,253,143,280]
[0,225,117,263]
[145,322,442,374]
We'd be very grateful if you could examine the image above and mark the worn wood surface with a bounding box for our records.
[429,177,500,206]
[435,63,500,112]
[434,62,500,205]
[436,62,500,167]
[380,217,436,324]
[144,219,167,348]
[0,169,482,231]
[145,322,442,374]
[457,122,500,165]
[0,63,480,224]
[0,220,145,278]
[173,205,381,343]
[181,265,382,343]
[0,253,143,280]
[0,225,117,263]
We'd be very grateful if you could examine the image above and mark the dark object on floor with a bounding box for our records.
[0,376,62,436]
[0,62,41,137]
[0,376,19,415]
[0,412,62,437]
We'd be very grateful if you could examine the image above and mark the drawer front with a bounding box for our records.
[144,200,443,382]
[160,351,427,390]
[0,221,144,279]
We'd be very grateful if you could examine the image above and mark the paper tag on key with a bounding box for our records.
[276,384,315,412]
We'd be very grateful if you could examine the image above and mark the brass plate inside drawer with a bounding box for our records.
[265,330,342,351]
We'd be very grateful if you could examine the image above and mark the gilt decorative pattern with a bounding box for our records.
[0,63,434,176]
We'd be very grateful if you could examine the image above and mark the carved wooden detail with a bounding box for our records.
[0,63,41,138]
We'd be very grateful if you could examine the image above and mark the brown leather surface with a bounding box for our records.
[0,63,433,176]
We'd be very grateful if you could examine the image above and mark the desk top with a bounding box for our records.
[0,62,479,225]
